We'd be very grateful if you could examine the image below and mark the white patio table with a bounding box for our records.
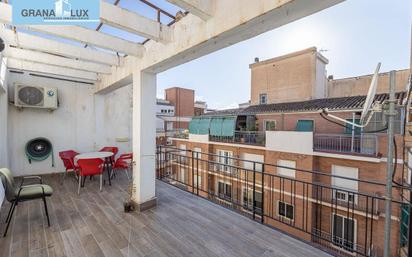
[75,151,114,186]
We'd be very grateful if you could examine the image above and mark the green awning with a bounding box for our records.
[189,117,211,135]
[209,116,236,137]
[210,118,223,136]
[296,120,314,132]
[197,118,211,134]
[190,116,236,136]
[221,117,236,137]
[189,117,200,133]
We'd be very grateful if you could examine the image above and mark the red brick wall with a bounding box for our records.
[165,87,195,117]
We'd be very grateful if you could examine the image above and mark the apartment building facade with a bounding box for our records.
[158,48,412,257]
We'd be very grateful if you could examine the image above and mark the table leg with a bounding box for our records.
[106,158,112,186]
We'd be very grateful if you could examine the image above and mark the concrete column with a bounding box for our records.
[0,54,9,168]
[132,70,157,211]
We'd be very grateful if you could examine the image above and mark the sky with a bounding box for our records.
[9,0,412,110]
[154,0,412,110]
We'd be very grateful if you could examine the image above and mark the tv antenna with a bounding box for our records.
[321,62,382,128]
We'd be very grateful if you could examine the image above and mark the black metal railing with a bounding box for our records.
[209,131,266,146]
[156,145,411,257]
[313,134,378,156]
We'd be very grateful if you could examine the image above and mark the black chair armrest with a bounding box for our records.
[20,176,43,187]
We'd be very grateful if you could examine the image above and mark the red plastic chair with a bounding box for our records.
[99,147,119,165]
[111,153,133,180]
[59,150,79,183]
[77,158,104,194]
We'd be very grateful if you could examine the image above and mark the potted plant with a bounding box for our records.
[124,182,136,213]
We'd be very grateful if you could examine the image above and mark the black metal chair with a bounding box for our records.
[0,168,53,237]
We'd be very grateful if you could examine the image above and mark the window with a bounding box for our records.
[240,153,263,172]
[400,204,410,247]
[296,120,314,132]
[166,122,173,131]
[179,144,187,163]
[194,174,202,188]
[243,187,262,214]
[344,119,361,135]
[218,181,232,200]
[278,201,294,220]
[277,160,296,178]
[259,93,267,105]
[193,147,202,159]
[217,150,233,173]
[332,214,356,251]
[264,120,276,131]
[179,168,186,183]
[331,165,358,204]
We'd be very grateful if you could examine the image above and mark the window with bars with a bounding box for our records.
[216,150,233,173]
[332,214,356,251]
[242,187,262,214]
[218,181,232,200]
[259,93,267,105]
[278,201,294,220]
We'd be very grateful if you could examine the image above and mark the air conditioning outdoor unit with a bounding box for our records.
[14,84,58,110]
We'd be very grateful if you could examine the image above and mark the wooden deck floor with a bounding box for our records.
[0,173,331,257]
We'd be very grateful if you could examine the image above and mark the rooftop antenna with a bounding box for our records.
[322,62,382,128]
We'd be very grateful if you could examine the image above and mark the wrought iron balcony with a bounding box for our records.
[313,134,378,156]
[156,145,409,257]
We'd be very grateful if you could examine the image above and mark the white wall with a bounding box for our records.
[0,55,9,168]
[265,131,314,155]
[95,84,132,155]
[4,72,132,176]
[315,57,327,99]
[7,72,97,176]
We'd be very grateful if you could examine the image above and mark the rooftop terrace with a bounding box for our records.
[0,174,331,257]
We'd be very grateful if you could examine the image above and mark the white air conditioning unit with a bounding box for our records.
[15,84,58,110]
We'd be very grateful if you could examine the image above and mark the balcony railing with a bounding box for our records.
[210,131,266,146]
[165,128,189,139]
[313,134,378,156]
[156,145,410,257]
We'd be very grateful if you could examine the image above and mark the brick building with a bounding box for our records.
[157,47,412,257]
[165,87,195,130]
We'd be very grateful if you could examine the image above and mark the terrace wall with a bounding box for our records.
[4,73,132,176]
[6,72,96,175]
[95,84,132,155]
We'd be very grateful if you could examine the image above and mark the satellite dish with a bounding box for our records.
[321,63,382,128]
[360,62,381,124]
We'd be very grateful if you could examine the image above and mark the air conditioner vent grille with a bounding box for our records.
[18,86,44,106]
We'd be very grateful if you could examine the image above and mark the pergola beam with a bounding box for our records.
[166,0,214,20]
[7,58,99,81]
[27,25,145,57]
[100,1,172,42]
[0,28,122,66]
[0,2,144,57]
[3,47,112,74]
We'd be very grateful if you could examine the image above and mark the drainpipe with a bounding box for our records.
[383,70,397,257]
